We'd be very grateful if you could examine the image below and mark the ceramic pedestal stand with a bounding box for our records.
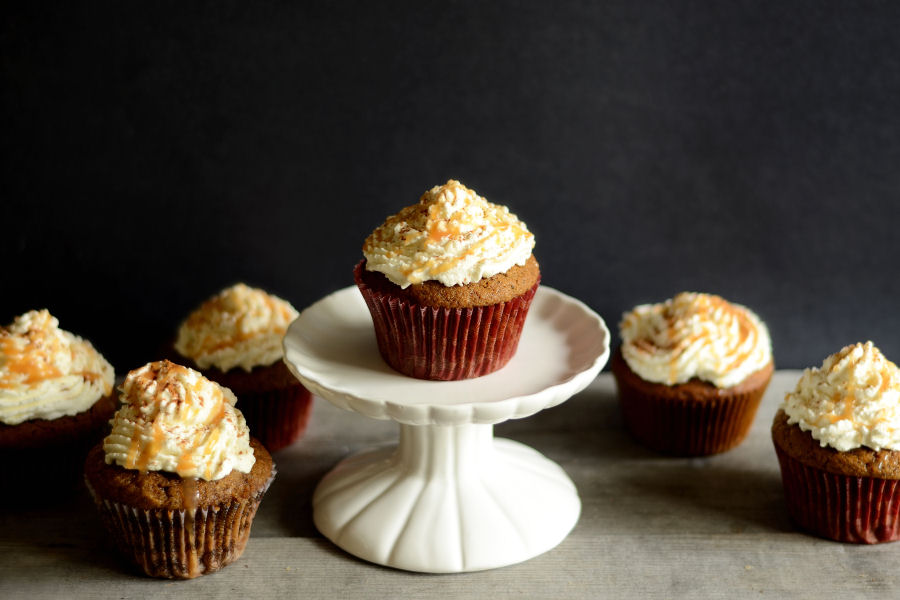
[283,286,609,573]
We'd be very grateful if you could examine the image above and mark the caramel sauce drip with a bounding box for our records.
[182,477,201,578]
[182,477,200,511]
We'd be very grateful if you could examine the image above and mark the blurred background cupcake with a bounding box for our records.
[173,283,312,452]
[355,179,540,380]
[0,309,115,497]
[611,292,774,456]
[84,360,274,578]
[772,342,900,544]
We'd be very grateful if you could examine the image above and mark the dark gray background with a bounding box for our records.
[3,1,899,372]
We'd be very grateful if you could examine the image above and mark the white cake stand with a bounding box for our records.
[282,285,609,573]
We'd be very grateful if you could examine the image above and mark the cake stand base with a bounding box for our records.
[285,285,609,573]
[313,422,580,573]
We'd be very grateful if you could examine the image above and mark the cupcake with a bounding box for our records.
[173,283,312,452]
[356,179,540,380]
[84,360,274,578]
[0,310,116,493]
[772,342,900,543]
[611,292,774,456]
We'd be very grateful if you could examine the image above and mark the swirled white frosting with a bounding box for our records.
[620,292,772,388]
[0,310,114,426]
[175,283,299,373]
[362,180,535,288]
[103,360,255,481]
[783,342,900,452]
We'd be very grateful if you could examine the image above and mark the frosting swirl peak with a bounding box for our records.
[362,180,535,288]
[0,310,114,425]
[782,342,900,452]
[620,292,772,388]
[175,284,298,373]
[103,360,255,481]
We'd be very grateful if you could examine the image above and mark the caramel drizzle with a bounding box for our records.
[828,388,857,424]
[0,329,107,391]
[184,289,293,356]
[417,198,530,279]
[628,294,762,383]
[0,336,64,387]
[366,182,532,282]
[824,348,897,425]
[124,371,230,478]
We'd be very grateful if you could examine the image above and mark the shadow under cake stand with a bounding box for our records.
[282,285,610,573]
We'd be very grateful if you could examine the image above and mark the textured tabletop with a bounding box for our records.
[2,371,896,599]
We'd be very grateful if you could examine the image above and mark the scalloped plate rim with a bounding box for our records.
[283,285,610,426]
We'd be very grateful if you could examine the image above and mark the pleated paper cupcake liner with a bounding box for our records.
[774,445,900,544]
[611,350,767,456]
[238,385,313,453]
[354,262,539,381]
[85,471,275,579]
[617,386,763,456]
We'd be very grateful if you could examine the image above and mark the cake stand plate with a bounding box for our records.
[283,286,609,573]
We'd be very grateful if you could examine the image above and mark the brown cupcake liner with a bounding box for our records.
[612,352,768,456]
[774,445,900,544]
[354,262,539,380]
[237,384,313,453]
[618,386,763,456]
[85,471,275,578]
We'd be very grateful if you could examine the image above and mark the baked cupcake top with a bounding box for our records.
[782,342,900,452]
[103,360,256,481]
[363,180,535,289]
[619,292,772,388]
[0,310,114,426]
[175,283,299,373]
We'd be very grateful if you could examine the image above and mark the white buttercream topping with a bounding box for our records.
[782,342,900,452]
[175,283,299,373]
[103,360,255,481]
[620,292,772,388]
[362,180,535,288]
[0,310,114,426]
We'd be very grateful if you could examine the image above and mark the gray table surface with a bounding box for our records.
[2,370,897,599]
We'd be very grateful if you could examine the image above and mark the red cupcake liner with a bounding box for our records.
[85,472,274,578]
[774,445,900,544]
[238,384,313,453]
[354,262,539,380]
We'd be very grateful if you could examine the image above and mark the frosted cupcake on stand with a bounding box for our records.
[0,309,115,495]
[355,180,540,380]
[174,284,312,452]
